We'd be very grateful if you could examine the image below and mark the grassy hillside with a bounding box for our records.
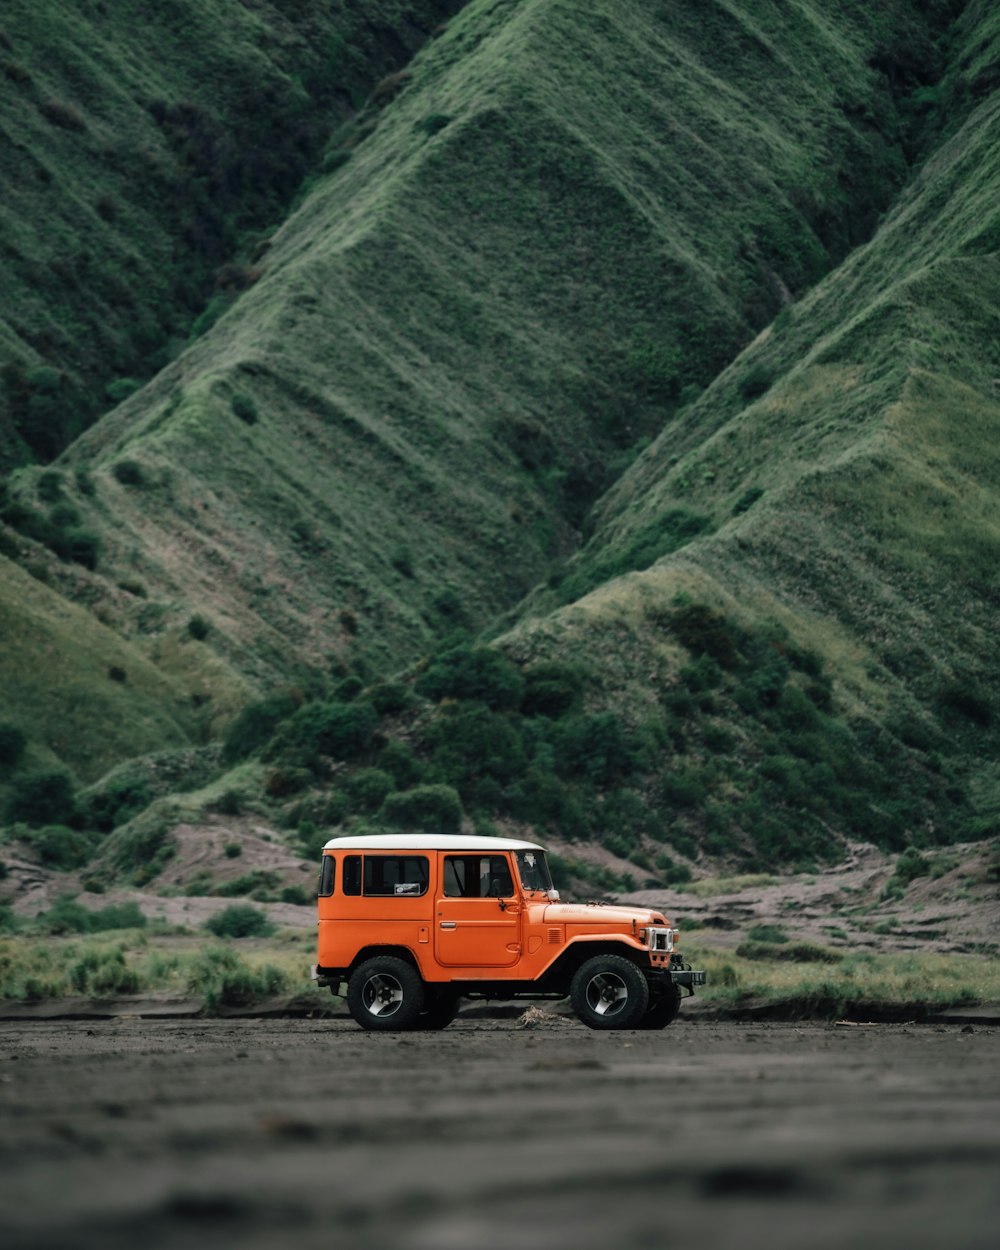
[2,0,997,880]
[9,0,950,679]
[0,0,467,468]
[493,1,1000,864]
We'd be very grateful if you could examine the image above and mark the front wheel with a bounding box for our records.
[638,984,681,1029]
[347,956,425,1031]
[570,955,650,1030]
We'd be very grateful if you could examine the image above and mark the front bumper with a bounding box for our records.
[669,969,707,988]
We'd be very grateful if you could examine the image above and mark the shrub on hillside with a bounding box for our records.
[187,615,210,640]
[416,645,525,711]
[230,392,258,424]
[427,704,527,786]
[205,904,274,938]
[347,768,395,813]
[668,603,742,669]
[21,825,97,870]
[5,770,77,827]
[369,682,415,717]
[521,661,586,718]
[738,364,774,400]
[552,713,637,785]
[84,775,153,832]
[377,741,425,789]
[0,722,26,768]
[222,693,300,763]
[266,699,378,769]
[112,459,145,487]
[379,784,463,834]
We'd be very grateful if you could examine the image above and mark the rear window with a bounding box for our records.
[318,855,336,897]
[342,854,429,897]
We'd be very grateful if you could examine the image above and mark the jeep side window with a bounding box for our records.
[318,855,336,897]
[343,855,362,896]
[342,855,429,897]
[443,855,514,898]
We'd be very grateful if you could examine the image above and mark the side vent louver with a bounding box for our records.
[547,928,562,944]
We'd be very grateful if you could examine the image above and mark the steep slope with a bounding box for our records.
[14,0,948,701]
[0,0,467,467]
[495,0,1000,861]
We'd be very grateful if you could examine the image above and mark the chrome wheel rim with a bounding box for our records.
[584,971,629,1018]
[362,972,404,1018]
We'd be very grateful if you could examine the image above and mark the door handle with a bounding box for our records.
[440,921,457,930]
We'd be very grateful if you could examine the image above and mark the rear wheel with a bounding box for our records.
[638,983,681,1029]
[570,954,650,1030]
[417,988,461,1030]
[347,956,425,1031]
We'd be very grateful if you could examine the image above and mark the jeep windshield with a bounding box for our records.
[515,849,554,894]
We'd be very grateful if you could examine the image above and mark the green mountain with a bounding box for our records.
[1,0,998,875]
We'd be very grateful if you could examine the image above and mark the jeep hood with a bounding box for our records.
[542,902,668,927]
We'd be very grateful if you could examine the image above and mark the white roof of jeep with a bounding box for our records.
[321,833,545,852]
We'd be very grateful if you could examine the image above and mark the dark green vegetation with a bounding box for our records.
[1,0,998,881]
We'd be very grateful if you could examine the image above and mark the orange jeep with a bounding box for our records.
[312,834,705,1030]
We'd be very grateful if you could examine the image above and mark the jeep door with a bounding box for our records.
[434,853,520,967]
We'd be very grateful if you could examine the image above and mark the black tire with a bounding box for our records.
[570,954,650,1030]
[347,956,425,1031]
[417,988,461,1030]
[638,984,681,1029]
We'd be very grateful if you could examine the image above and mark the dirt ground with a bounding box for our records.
[0,1015,996,1250]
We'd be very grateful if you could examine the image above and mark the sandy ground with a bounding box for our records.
[0,1015,996,1250]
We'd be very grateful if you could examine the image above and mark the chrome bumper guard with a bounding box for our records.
[669,970,707,987]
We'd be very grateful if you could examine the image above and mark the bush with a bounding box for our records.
[222,693,300,763]
[0,722,26,768]
[379,784,463,834]
[369,682,414,716]
[738,364,774,400]
[668,604,742,668]
[205,905,274,938]
[40,98,87,131]
[377,741,425,788]
[552,713,637,785]
[187,615,210,641]
[735,940,841,963]
[893,847,931,886]
[37,471,63,503]
[112,459,145,487]
[70,949,141,996]
[427,704,527,787]
[5,770,77,826]
[333,675,364,702]
[37,897,147,934]
[231,392,258,425]
[186,947,287,1006]
[522,662,585,718]
[416,645,525,711]
[267,699,378,768]
[280,885,309,905]
[348,768,395,813]
[22,825,96,869]
[85,775,153,832]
